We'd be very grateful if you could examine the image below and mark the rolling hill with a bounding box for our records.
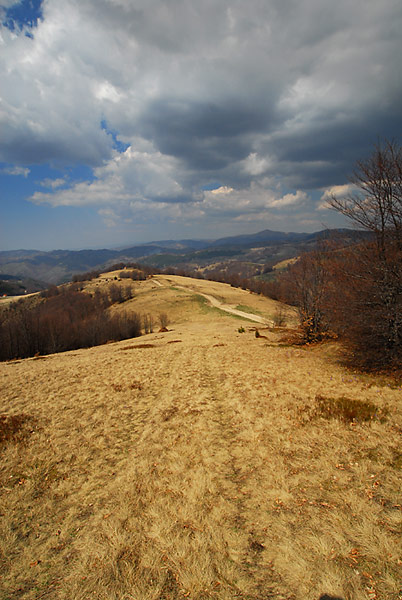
[0,274,400,600]
[0,228,367,288]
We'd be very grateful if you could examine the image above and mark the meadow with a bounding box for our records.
[0,275,401,600]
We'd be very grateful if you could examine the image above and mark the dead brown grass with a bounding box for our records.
[0,414,39,446]
[0,276,401,600]
[312,395,388,424]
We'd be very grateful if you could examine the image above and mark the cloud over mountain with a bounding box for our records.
[1,0,402,246]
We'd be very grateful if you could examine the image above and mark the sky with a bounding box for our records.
[1,0,401,250]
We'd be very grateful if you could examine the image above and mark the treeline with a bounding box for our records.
[71,262,157,283]
[160,264,278,297]
[41,282,134,304]
[274,233,401,370]
[0,285,141,361]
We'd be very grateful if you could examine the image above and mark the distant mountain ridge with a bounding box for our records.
[0,228,363,287]
[211,229,311,247]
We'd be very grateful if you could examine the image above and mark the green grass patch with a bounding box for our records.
[193,294,224,316]
[192,295,256,322]
[235,304,262,315]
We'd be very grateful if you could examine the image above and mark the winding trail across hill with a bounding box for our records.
[154,278,273,325]
[191,290,272,325]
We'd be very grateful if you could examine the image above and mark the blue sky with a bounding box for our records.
[1,0,401,250]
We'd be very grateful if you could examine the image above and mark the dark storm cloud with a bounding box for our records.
[1,127,113,167]
[270,109,402,189]
[139,98,269,170]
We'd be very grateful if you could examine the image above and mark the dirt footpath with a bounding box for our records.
[155,277,274,325]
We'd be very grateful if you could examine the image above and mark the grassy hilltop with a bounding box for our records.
[0,275,401,600]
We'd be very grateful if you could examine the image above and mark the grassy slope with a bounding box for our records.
[0,275,401,600]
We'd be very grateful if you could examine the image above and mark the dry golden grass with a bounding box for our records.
[0,292,39,306]
[0,275,401,600]
[272,258,298,271]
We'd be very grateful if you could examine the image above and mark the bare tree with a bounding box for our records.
[143,314,154,334]
[123,285,134,301]
[328,140,402,367]
[280,246,331,342]
[329,139,402,250]
[273,305,286,328]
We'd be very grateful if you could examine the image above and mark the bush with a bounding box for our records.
[273,305,286,327]
[158,312,169,329]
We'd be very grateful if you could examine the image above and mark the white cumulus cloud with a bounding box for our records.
[2,165,30,177]
[40,177,66,189]
[318,183,356,210]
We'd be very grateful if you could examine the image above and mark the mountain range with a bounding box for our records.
[0,228,364,290]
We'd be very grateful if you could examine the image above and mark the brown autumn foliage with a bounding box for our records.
[277,246,332,343]
[275,140,402,369]
[0,287,142,361]
[275,236,401,369]
[324,239,401,369]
